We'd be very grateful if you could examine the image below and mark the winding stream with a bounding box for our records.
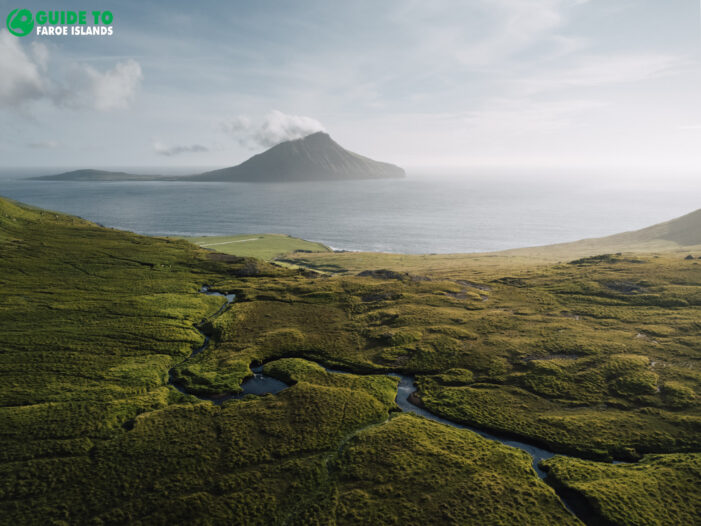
[171,286,596,523]
[167,286,287,404]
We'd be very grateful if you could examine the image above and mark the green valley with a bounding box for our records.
[1,195,699,525]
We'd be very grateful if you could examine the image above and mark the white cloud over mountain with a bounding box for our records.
[222,110,325,149]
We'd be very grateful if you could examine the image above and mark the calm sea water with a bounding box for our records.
[0,174,698,253]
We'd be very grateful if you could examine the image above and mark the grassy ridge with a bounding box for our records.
[541,453,701,525]
[331,414,579,525]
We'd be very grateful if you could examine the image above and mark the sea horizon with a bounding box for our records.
[1,172,698,254]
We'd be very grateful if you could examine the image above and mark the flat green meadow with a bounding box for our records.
[183,233,330,261]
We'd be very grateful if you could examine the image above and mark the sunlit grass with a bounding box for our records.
[182,233,330,260]
[1,195,699,525]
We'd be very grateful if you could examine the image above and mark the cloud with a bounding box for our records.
[520,53,690,93]
[0,29,142,111]
[55,59,143,111]
[456,0,567,66]
[80,60,143,111]
[391,0,588,70]
[461,98,607,136]
[0,29,48,107]
[153,141,209,156]
[221,110,325,149]
[27,140,60,149]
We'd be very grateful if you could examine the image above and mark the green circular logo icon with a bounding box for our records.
[7,8,34,37]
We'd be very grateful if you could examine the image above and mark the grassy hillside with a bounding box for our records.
[499,208,701,260]
[0,196,581,525]
[183,233,330,260]
[541,453,701,525]
[1,195,699,524]
[597,208,701,246]
[331,413,579,525]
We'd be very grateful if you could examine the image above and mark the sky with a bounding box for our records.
[1,0,700,177]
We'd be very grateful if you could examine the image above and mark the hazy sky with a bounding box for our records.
[1,0,700,175]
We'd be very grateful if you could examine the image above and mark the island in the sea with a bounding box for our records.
[32,132,406,183]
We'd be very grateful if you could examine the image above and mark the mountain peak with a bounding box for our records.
[277,130,333,147]
[280,131,336,148]
[192,132,405,182]
[301,131,330,139]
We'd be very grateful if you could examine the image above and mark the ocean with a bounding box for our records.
[0,173,698,254]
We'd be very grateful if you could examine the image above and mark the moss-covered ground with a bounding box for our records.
[330,413,579,525]
[184,252,700,462]
[1,195,699,524]
[0,197,576,524]
[541,453,701,525]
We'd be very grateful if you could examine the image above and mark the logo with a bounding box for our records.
[5,9,114,37]
[6,8,34,37]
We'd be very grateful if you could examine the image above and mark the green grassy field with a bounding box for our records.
[2,195,700,525]
[541,453,701,525]
[177,252,701,461]
[183,233,330,260]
